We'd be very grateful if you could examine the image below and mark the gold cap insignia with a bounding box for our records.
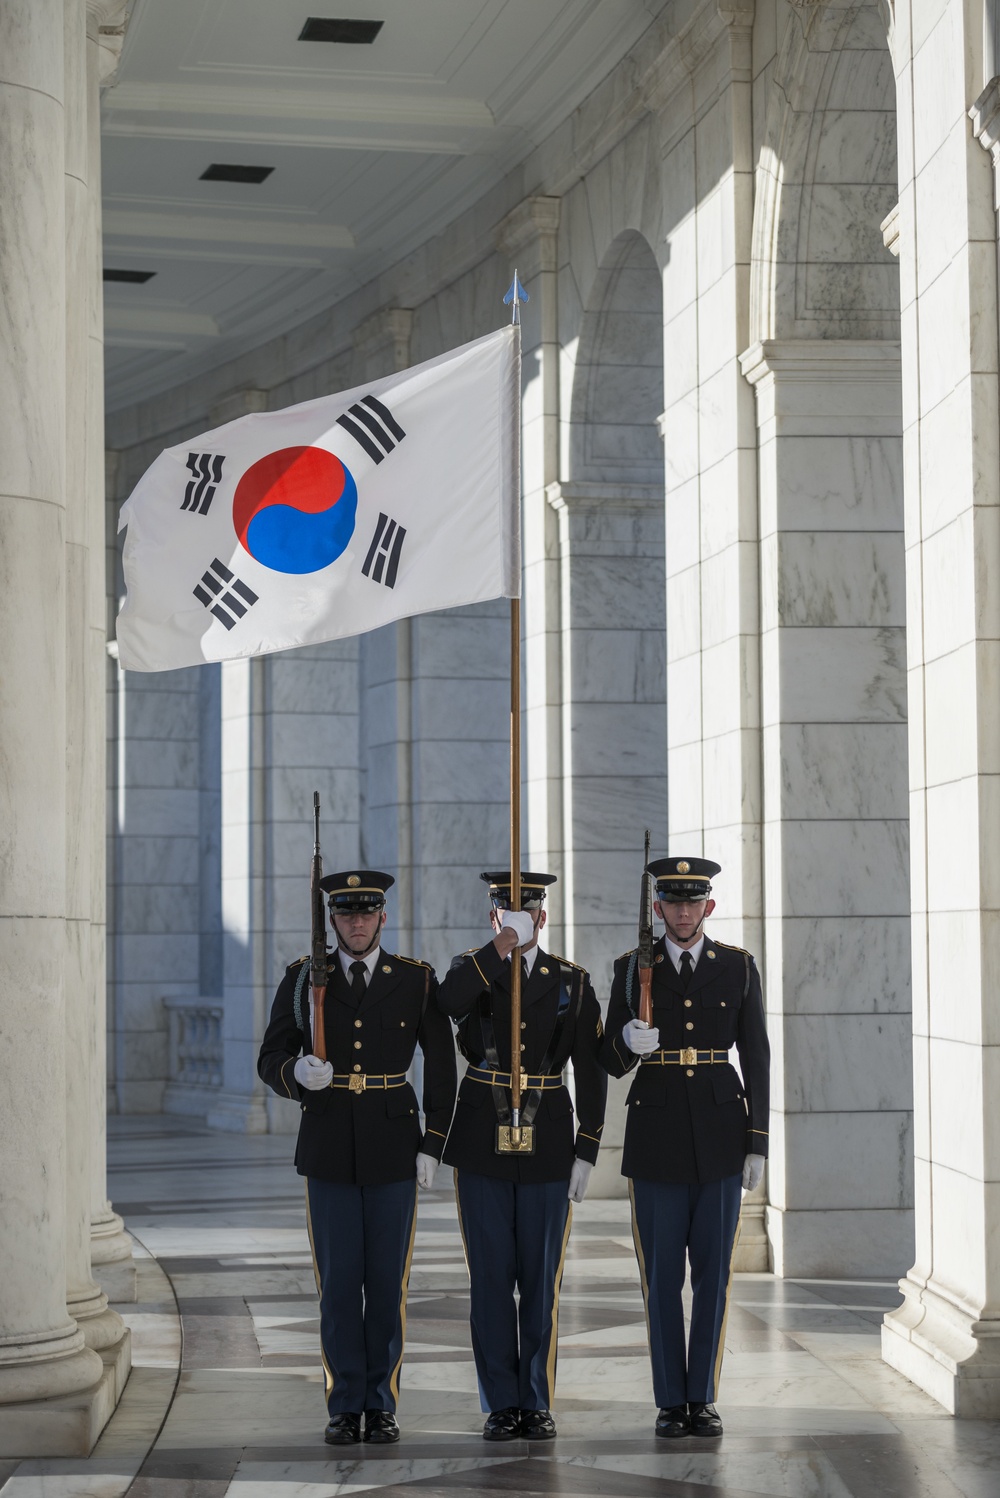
[347,875,361,888]
[677,860,690,874]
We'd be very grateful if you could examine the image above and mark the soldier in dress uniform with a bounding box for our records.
[258,870,457,1447]
[438,871,607,1442]
[600,856,769,1439]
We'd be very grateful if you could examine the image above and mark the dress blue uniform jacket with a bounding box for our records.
[600,934,769,1184]
[438,940,607,1183]
[258,949,457,1184]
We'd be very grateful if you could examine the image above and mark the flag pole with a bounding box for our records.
[502,267,528,1149]
[509,594,522,1143]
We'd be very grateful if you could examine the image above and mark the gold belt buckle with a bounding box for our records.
[680,1047,698,1067]
[349,1073,366,1094]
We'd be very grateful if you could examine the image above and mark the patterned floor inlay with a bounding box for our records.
[3,1118,998,1498]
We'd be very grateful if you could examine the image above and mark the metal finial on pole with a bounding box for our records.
[503,270,529,325]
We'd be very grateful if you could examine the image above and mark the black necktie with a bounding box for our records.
[679,951,693,990]
[349,960,367,1004]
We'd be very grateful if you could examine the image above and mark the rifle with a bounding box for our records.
[310,792,328,1061]
[637,830,654,1027]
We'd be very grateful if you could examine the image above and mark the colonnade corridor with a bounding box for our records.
[0,1119,995,1498]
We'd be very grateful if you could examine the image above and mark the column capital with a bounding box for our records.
[740,338,902,435]
[496,196,560,276]
[970,78,1000,209]
[86,1,131,85]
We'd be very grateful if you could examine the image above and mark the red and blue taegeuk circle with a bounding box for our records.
[232,446,357,574]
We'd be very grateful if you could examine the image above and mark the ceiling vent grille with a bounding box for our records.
[299,18,384,43]
[200,164,274,184]
[103,268,156,283]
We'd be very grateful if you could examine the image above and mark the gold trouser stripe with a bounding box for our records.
[453,1172,472,1281]
[388,1182,419,1405]
[544,1202,574,1407]
[304,1182,335,1397]
[627,1179,654,1359]
[712,1212,742,1400]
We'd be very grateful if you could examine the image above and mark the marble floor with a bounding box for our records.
[1,1118,998,1497]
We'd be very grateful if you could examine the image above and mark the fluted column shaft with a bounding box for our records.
[0,0,103,1405]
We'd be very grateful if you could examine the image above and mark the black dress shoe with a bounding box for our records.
[363,1409,400,1443]
[655,1404,690,1438]
[483,1407,521,1441]
[688,1401,723,1437]
[520,1408,556,1440]
[325,1412,362,1444]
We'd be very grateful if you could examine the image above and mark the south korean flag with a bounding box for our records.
[116,326,521,671]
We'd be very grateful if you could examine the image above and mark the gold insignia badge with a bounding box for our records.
[347,875,361,888]
[382,964,392,973]
[539,966,549,975]
[677,860,690,874]
[655,954,664,963]
[707,950,716,960]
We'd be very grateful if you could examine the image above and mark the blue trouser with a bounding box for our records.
[456,1172,572,1413]
[630,1173,742,1408]
[306,1177,417,1415]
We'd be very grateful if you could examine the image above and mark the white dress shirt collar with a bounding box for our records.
[663,931,705,974]
[338,945,381,984]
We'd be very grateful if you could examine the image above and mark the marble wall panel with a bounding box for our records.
[772,532,904,628]
[779,1109,913,1211]
[701,727,762,827]
[567,703,668,777]
[664,478,701,577]
[910,3,967,176]
[778,915,911,1014]
[926,1036,985,1179]
[698,448,758,557]
[116,884,199,936]
[770,722,908,819]
[768,1206,915,1279]
[568,630,665,704]
[660,393,701,488]
[769,627,907,724]
[568,778,667,850]
[769,436,904,531]
[770,817,909,917]
[781,1014,914,1112]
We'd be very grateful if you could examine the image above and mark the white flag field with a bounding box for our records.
[116,325,520,672]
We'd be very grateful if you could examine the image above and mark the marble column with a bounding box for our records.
[85,0,134,1300]
[657,7,762,955]
[882,0,1000,1415]
[0,0,105,1442]
[741,340,911,1277]
[62,0,127,1359]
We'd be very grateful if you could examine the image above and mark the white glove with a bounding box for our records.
[567,1158,593,1203]
[501,909,535,946]
[294,1054,333,1090]
[622,1018,660,1055]
[742,1153,765,1192]
[415,1152,437,1189]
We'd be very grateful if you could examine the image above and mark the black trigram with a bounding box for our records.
[182,452,225,514]
[336,394,405,464]
[362,513,405,588]
[193,558,258,630]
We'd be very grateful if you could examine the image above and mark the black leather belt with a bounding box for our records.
[641,1049,729,1066]
[466,1064,563,1090]
[331,1071,407,1093]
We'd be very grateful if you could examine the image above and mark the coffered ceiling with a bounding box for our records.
[101,0,666,412]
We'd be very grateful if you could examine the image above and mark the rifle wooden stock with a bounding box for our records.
[638,966,653,1028]
[311,983,327,1062]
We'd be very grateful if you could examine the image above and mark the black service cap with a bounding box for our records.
[647,856,720,902]
[481,870,556,910]
[320,870,394,912]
